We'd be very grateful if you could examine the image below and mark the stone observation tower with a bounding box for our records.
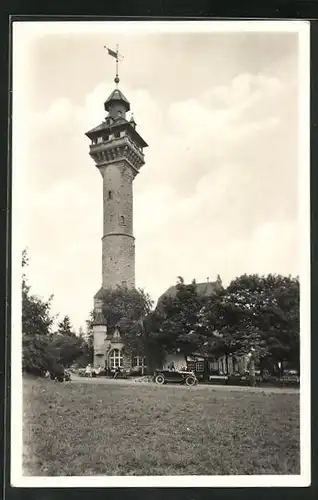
[85,46,148,369]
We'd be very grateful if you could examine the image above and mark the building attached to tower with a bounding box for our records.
[85,82,148,372]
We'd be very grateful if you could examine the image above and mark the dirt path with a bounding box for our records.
[69,373,299,394]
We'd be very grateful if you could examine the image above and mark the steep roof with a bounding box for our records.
[104,88,130,111]
[94,287,105,300]
[93,311,107,326]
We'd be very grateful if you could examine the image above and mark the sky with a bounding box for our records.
[13,22,305,332]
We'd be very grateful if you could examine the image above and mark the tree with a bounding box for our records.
[57,315,74,336]
[86,309,95,336]
[153,277,209,356]
[22,250,55,337]
[98,286,153,334]
[22,334,57,376]
[22,250,55,374]
[22,248,29,269]
[226,274,299,367]
[21,249,87,374]
[136,311,166,372]
[50,333,85,368]
[90,286,154,361]
[78,311,94,366]
[201,274,300,373]
[198,288,235,356]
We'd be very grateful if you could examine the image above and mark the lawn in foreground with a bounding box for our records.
[23,377,300,476]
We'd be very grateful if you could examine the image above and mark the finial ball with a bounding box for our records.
[114,76,120,84]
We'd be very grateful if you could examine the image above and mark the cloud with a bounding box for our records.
[17,40,299,329]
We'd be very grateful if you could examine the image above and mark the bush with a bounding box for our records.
[22,334,56,376]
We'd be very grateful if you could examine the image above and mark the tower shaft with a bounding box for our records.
[101,161,135,288]
[86,86,147,297]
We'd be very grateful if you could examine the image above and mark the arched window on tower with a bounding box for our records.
[107,190,113,200]
[120,215,125,225]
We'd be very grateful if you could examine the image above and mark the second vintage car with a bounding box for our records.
[153,369,198,386]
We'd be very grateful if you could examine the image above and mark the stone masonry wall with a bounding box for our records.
[101,160,135,289]
[93,324,107,369]
[102,234,135,288]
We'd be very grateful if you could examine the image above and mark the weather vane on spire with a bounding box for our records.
[104,44,124,88]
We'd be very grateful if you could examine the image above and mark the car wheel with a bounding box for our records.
[155,374,165,385]
[185,376,196,386]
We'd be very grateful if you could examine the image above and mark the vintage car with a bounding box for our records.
[154,369,198,386]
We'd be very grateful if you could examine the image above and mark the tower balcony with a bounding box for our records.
[89,135,145,172]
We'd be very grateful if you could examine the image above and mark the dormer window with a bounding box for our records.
[97,136,103,143]
[114,131,120,138]
[113,329,121,339]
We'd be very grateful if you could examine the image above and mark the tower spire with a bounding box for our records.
[115,44,119,88]
[104,44,123,88]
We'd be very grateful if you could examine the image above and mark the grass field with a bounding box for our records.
[23,377,300,476]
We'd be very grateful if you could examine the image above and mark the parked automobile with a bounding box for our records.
[280,370,300,385]
[283,369,299,376]
[154,369,198,386]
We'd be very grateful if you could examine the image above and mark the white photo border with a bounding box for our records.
[10,19,311,488]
